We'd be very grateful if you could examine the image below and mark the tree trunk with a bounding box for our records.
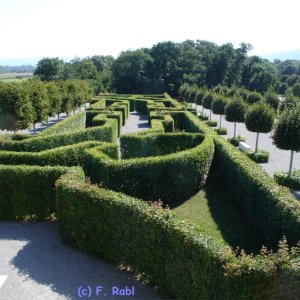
[209,110,212,120]
[202,106,204,116]
[33,123,36,134]
[255,132,259,152]
[288,150,294,177]
[234,122,237,138]
[219,115,222,129]
[57,114,60,120]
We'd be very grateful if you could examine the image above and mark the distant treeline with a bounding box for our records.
[0,65,35,74]
[32,40,300,97]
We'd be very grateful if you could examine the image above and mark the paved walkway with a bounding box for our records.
[196,105,300,200]
[0,222,165,300]
[121,113,150,134]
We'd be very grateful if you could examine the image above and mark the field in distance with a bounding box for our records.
[0,72,33,81]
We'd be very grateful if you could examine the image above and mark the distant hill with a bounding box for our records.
[260,49,300,61]
[0,58,39,66]
[0,65,35,73]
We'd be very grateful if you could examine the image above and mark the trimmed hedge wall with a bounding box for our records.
[120,132,204,159]
[0,141,112,166]
[86,110,122,136]
[150,113,174,132]
[0,165,82,221]
[84,134,214,203]
[56,169,300,300]
[0,124,117,152]
[135,99,148,114]
[91,116,118,143]
[39,111,86,136]
[213,136,300,248]
[88,98,106,110]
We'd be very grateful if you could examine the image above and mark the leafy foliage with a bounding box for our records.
[245,102,275,133]
[272,107,300,151]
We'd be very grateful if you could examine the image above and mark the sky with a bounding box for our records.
[0,0,299,63]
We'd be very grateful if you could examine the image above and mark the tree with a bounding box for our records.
[46,81,62,118]
[24,80,50,131]
[292,83,300,97]
[245,102,275,152]
[225,97,247,138]
[202,92,214,119]
[264,91,279,111]
[195,89,206,106]
[272,107,300,176]
[112,50,153,94]
[211,95,227,128]
[245,91,263,105]
[0,82,33,131]
[34,57,64,81]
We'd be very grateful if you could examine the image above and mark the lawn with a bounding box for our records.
[171,174,262,254]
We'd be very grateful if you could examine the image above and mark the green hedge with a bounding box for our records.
[87,98,106,110]
[91,116,118,142]
[106,99,130,123]
[84,134,214,203]
[56,169,300,300]
[150,113,174,132]
[86,110,122,136]
[120,132,204,159]
[39,111,86,136]
[0,141,112,166]
[135,99,148,114]
[274,170,300,189]
[213,136,300,248]
[0,124,117,152]
[0,165,82,221]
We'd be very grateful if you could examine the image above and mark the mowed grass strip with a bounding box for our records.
[171,174,262,254]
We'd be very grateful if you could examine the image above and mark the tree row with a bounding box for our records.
[0,79,92,131]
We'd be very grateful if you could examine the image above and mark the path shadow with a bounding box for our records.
[0,222,165,299]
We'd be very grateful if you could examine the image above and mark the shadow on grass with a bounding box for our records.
[170,173,263,254]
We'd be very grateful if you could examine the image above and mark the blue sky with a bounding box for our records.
[0,0,299,62]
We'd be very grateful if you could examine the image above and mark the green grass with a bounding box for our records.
[171,174,262,254]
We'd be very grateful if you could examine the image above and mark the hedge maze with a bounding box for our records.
[1,94,300,299]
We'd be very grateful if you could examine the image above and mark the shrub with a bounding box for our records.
[56,169,300,300]
[84,134,214,203]
[0,164,82,221]
[228,135,246,146]
[213,136,300,248]
[246,150,270,163]
[0,141,110,166]
[39,111,86,136]
[205,120,218,127]
[0,122,117,152]
[214,127,228,135]
[199,114,209,121]
[120,132,204,159]
[135,99,148,114]
[274,170,300,189]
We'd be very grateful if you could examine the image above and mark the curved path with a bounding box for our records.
[0,112,165,300]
